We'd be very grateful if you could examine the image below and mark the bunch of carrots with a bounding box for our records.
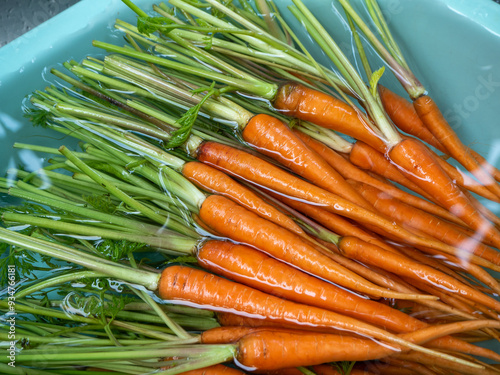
[2,0,500,374]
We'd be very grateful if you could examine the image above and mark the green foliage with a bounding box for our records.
[83,193,118,215]
[369,66,385,98]
[66,291,134,322]
[95,238,146,261]
[23,107,51,128]
[137,16,175,36]
[211,0,235,19]
[166,82,218,148]
[332,361,356,375]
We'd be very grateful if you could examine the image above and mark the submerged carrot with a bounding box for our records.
[388,138,500,249]
[182,161,304,236]
[414,95,500,197]
[196,240,500,362]
[196,141,472,256]
[337,236,500,313]
[352,180,500,267]
[273,82,388,152]
[378,85,444,152]
[233,321,495,371]
[198,194,431,300]
[242,114,373,210]
[157,265,453,358]
[293,129,464,225]
[197,240,423,332]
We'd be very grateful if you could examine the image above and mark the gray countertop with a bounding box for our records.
[0,0,81,47]
[1,0,500,47]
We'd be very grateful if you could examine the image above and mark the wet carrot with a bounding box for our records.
[434,151,500,203]
[234,322,495,371]
[414,95,500,198]
[157,265,449,356]
[349,141,434,201]
[272,193,397,253]
[293,129,464,225]
[197,240,424,332]
[196,141,471,255]
[378,85,444,152]
[196,240,500,362]
[351,180,500,268]
[182,161,304,236]
[241,114,373,210]
[198,194,431,300]
[273,82,388,152]
[337,236,500,313]
[388,138,500,250]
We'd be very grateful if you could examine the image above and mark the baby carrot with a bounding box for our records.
[197,240,424,332]
[182,161,304,236]
[388,138,500,250]
[337,236,500,313]
[241,114,374,210]
[196,141,474,256]
[349,141,436,202]
[352,180,500,267]
[196,240,500,363]
[233,322,493,371]
[414,95,500,198]
[273,82,388,152]
[293,129,464,225]
[378,85,444,152]
[198,194,432,300]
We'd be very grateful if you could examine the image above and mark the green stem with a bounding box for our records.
[290,0,401,146]
[338,0,424,98]
[6,345,235,364]
[59,146,171,226]
[128,255,191,339]
[0,228,160,290]
[93,41,277,100]
[3,212,198,253]
[15,270,105,299]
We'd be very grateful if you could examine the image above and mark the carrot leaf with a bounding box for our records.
[369,66,385,98]
[137,16,174,36]
[167,82,219,148]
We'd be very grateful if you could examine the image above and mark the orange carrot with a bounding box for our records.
[198,194,431,300]
[352,180,500,268]
[273,193,396,253]
[378,85,444,152]
[434,151,500,203]
[182,161,304,236]
[388,137,500,249]
[274,82,388,152]
[157,265,451,356]
[196,240,500,362]
[233,321,497,371]
[293,129,465,226]
[336,236,500,313]
[414,95,500,198]
[196,141,472,256]
[349,141,434,201]
[241,114,374,210]
[197,240,425,332]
